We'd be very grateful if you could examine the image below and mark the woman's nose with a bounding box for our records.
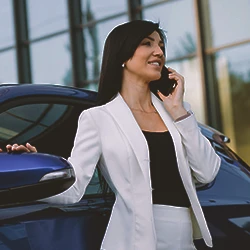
[153,45,164,57]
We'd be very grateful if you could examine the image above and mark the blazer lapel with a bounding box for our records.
[105,94,150,183]
[151,93,182,157]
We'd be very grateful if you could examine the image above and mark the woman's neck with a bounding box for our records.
[120,77,154,112]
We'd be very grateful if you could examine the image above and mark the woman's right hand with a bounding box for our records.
[5,143,37,153]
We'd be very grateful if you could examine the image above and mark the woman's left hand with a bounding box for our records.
[5,143,37,153]
[157,67,188,120]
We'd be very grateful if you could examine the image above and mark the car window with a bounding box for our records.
[0,104,68,144]
[0,102,108,197]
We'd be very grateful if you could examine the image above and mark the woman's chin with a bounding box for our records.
[150,73,161,81]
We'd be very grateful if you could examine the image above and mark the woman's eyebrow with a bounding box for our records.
[146,36,163,44]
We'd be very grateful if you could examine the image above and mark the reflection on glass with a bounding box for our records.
[41,104,68,126]
[27,0,68,39]
[0,50,17,83]
[30,34,72,86]
[215,43,250,164]
[144,0,196,59]
[9,104,49,122]
[85,169,102,195]
[82,0,127,20]
[83,26,100,84]
[15,125,47,143]
[0,112,29,140]
[0,0,15,48]
[208,0,250,47]
[229,217,250,234]
[83,15,128,91]
[0,103,69,144]
[142,0,158,5]
[168,58,206,123]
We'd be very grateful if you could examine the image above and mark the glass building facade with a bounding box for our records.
[0,0,250,164]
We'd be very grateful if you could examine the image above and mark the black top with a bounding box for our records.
[142,130,191,207]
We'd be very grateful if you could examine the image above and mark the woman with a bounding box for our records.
[6,20,221,250]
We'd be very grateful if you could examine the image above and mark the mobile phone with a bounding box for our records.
[149,66,177,99]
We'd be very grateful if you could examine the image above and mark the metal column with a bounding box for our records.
[67,0,87,88]
[194,0,222,130]
[127,0,143,20]
[12,0,32,83]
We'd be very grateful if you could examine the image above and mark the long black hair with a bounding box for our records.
[96,20,166,196]
[97,20,166,105]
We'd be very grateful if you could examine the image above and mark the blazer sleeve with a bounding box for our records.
[40,109,102,204]
[174,104,221,184]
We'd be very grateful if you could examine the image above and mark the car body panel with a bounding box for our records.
[0,84,97,105]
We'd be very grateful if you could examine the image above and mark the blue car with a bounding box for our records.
[0,83,250,250]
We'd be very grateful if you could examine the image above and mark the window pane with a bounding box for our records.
[208,0,250,47]
[83,15,128,91]
[85,169,101,195]
[40,104,68,126]
[10,103,49,122]
[15,125,47,143]
[27,0,68,39]
[142,0,158,4]
[0,104,50,142]
[144,0,197,59]
[0,111,31,140]
[215,43,250,164]
[168,58,206,123]
[0,50,17,83]
[30,34,72,86]
[0,0,15,48]
[0,103,69,144]
[82,0,127,20]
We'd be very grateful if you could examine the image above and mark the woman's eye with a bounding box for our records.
[142,41,151,46]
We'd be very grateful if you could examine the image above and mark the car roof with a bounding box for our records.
[0,83,98,104]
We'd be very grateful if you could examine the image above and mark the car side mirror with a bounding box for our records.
[0,153,75,206]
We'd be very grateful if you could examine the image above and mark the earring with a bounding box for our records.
[122,63,125,67]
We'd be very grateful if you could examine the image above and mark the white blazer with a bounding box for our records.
[42,93,221,250]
